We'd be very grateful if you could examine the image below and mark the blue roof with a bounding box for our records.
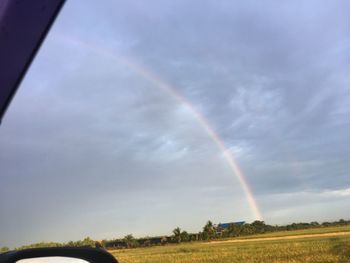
[218,221,245,229]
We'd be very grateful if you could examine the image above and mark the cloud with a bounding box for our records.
[261,188,350,224]
[1,0,350,247]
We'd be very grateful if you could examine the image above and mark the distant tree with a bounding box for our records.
[100,240,107,248]
[123,234,137,248]
[310,221,319,227]
[67,241,74,247]
[172,227,182,243]
[0,247,9,253]
[67,237,95,248]
[201,231,209,240]
[9,218,350,252]
[251,220,266,234]
[17,242,62,250]
[81,237,96,247]
[227,223,242,237]
[189,233,200,241]
[241,224,255,235]
[180,231,190,242]
[203,220,216,240]
[338,219,346,225]
[322,221,331,227]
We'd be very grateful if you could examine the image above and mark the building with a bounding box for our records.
[215,221,245,235]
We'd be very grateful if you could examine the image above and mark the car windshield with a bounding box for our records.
[1,1,350,262]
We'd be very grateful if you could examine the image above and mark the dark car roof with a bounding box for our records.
[0,0,64,124]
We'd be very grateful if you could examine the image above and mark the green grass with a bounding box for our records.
[110,227,350,263]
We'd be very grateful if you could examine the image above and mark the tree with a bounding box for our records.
[189,234,199,241]
[81,237,96,247]
[227,223,242,237]
[203,220,216,240]
[172,227,182,243]
[338,219,346,225]
[241,224,255,235]
[0,247,9,253]
[251,220,266,234]
[100,240,108,248]
[310,221,319,227]
[123,234,137,248]
[180,231,190,242]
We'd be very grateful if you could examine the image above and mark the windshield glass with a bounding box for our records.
[1,0,350,262]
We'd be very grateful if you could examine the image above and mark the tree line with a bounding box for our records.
[1,218,349,252]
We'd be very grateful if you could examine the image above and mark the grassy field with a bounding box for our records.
[111,226,350,263]
[225,224,350,240]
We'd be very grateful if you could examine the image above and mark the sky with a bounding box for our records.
[1,0,350,248]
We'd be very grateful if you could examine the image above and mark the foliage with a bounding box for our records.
[17,242,64,250]
[0,247,9,253]
[202,220,215,240]
[66,237,96,248]
[180,231,190,242]
[7,219,350,251]
[172,227,182,243]
[123,234,138,248]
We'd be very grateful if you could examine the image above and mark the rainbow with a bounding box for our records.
[54,34,263,221]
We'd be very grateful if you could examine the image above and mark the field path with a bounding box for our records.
[208,231,350,244]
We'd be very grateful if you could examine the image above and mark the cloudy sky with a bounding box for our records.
[1,0,350,248]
